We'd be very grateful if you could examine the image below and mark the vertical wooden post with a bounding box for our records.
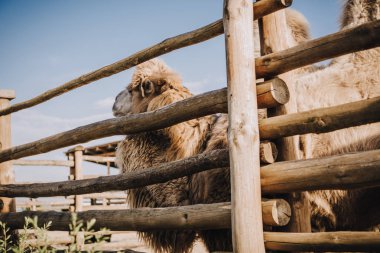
[73,146,84,212]
[260,9,311,234]
[223,0,265,252]
[106,161,110,176]
[0,90,16,213]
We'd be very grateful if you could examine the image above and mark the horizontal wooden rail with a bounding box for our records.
[256,19,380,78]
[12,159,74,167]
[0,0,291,117]
[23,231,380,252]
[260,96,380,140]
[0,89,228,163]
[21,231,380,252]
[1,149,379,198]
[67,192,128,199]
[0,149,229,197]
[0,200,290,230]
[83,155,116,163]
[264,232,380,251]
[0,93,378,163]
[261,149,380,193]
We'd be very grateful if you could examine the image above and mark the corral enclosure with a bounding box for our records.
[1,0,380,252]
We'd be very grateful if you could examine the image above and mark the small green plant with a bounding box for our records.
[0,214,112,253]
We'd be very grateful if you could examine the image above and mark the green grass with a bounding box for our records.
[0,214,113,253]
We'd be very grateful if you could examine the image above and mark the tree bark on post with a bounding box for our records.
[223,0,265,252]
[260,9,311,234]
[0,90,16,213]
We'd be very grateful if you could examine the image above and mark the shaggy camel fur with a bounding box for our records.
[113,9,310,252]
[113,58,214,253]
[292,0,380,232]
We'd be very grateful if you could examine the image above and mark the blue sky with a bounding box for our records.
[0,1,340,188]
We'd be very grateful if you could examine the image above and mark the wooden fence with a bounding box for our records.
[1,0,380,252]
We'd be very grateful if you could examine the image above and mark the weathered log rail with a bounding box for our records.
[0,95,378,163]
[0,0,291,117]
[1,149,379,198]
[0,200,290,230]
[12,159,74,167]
[264,232,380,251]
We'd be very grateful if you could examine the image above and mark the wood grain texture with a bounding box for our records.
[12,159,74,167]
[0,0,290,117]
[1,200,290,230]
[1,149,380,198]
[256,78,289,108]
[0,95,378,163]
[261,149,380,193]
[260,96,380,140]
[256,19,380,78]
[223,0,264,251]
[264,232,380,251]
[260,141,278,164]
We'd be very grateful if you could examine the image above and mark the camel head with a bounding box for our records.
[113,58,190,117]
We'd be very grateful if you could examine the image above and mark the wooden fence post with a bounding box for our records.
[69,146,84,212]
[260,9,311,234]
[223,0,265,252]
[0,90,16,213]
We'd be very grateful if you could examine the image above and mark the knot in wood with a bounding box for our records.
[264,59,271,66]
[314,117,326,128]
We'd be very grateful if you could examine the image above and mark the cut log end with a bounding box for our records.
[262,199,291,227]
[257,78,290,108]
[274,199,291,226]
[260,141,278,164]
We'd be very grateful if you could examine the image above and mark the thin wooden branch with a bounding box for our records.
[12,159,74,167]
[256,19,380,78]
[1,200,290,230]
[0,0,290,117]
[264,232,380,251]
[2,149,380,198]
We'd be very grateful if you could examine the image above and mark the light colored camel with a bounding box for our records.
[292,0,380,231]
